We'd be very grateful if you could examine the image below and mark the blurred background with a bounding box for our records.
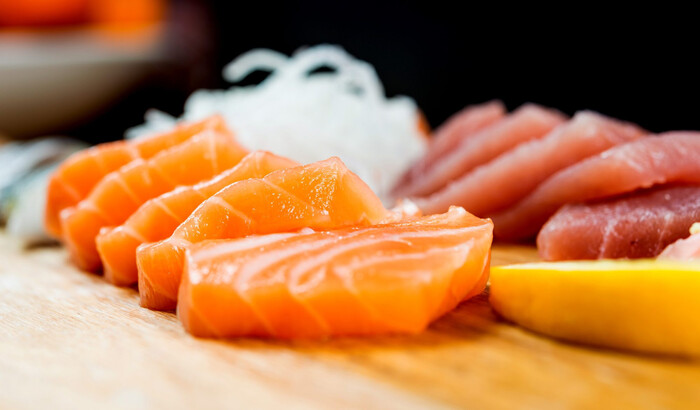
[1,0,698,143]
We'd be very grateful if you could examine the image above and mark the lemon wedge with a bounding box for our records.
[490,260,700,357]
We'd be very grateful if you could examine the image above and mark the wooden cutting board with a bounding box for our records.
[1,232,699,409]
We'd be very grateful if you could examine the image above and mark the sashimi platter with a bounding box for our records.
[2,45,699,408]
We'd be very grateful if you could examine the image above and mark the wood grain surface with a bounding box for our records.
[1,233,699,409]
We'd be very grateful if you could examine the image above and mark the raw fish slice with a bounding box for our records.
[537,185,700,260]
[97,151,297,286]
[137,157,388,311]
[178,206,493,339]
[416,111,647,215]
[61,131,248,271]
[394,104,566,198]
[393,101,505,195]
[45,116,228,238]
[493,132,700,240]
[658,223,700,261]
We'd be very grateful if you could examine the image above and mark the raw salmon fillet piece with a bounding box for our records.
[659,223,700,261]
[178,206,493,339]
[96,151,297,286]
[45,116,229,239]
[493,132,700,240]
[394,104,566,198]
[393,100,506,196]
[416,111,647,215]
[537,184,700,260]
[61,131,248,271]
[137,157,388,311]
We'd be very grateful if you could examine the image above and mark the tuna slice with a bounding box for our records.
[393,100,506,196]
[416,111,647,215]
[393,104,566,199]
[178,207,493,339]
[537,185,700,260]
[659,223,700,261]
[493,132,700,240]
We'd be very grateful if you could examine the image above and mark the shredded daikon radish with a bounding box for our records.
[127,45,426,203]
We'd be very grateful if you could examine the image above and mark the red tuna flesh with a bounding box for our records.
[493,132,700,240]
[394,104,566,199]
[393,100,506,196]
[537,184,700,260]
[415,111,646,215]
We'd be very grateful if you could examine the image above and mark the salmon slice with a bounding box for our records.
[178,206,493,339]
[96,152,298,287]
[61,131,248,271]
[493,132,700,240]
[137,157,388,311]
[415,111,647,215]
[538,184,700,260]
[45,116,229,239]
[394,104,566,198]
[393,100,506,195]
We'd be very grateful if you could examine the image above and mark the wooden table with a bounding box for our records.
[1,232,699,409]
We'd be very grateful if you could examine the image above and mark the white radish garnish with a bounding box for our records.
[128,45,427,203]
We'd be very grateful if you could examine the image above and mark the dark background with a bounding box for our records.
[74,1,700,143]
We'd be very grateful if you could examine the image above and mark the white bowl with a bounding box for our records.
[0,25,167,137]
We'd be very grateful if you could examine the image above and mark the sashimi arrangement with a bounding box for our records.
[45,116,230,239]
[44,113,492,339]
[179,207,491,339]
[97,151,299,287]
[41,47,497,340]
[396,103,567,200]
[36,45,700,357]
[137,157,390,311]
[393,98,700,356]
[61,130,248,271]
[395,101,700,261]
[492,133,700,243]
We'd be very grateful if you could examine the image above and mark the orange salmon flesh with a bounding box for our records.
[137,157,388,311]
[178,207,493,339]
